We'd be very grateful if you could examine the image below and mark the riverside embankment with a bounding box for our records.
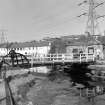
[1,64,105,105]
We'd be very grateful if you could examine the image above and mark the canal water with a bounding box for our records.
[6,66,50,77]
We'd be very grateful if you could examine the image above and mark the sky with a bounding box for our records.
[0,0,105,42]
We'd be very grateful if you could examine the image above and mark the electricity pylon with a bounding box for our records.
[0,29,9,54]
[0,29,7,44]
[78,0,105,36]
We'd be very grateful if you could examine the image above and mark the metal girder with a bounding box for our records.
[2,50,30,68]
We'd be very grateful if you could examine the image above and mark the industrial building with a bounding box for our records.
[0,41,51,56]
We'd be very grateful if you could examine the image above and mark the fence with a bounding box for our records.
[28,53,95,64]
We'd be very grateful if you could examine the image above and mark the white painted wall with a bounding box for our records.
[93,44,104,59]
[66,44,104,59]
[0,45,51,57]
[0,48,8,56]
[66,46,87,54]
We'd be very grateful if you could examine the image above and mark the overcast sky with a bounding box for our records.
[0,0,105,42]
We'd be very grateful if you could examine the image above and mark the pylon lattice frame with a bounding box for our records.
[86,0,101,35]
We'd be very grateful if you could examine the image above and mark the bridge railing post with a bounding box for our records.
[52,54,55,63]
[56,53,58,61]
[50,54,51,61]
[80,54,81,63]
[86,53,88,62]
[62,54,65,63]
[31,55,33,68]
[92,54,95,61]
[52,54,54,61]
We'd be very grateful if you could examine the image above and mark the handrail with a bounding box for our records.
[28,53,95,64]
[0,53,95,67]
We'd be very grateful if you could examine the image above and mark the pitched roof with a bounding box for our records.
[66,36,102,46]
[0,41,50,48]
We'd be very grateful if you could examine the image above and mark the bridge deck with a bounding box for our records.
[2,53,95,67]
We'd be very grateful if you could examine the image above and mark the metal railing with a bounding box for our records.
[0,53,95,66]
[27,53,95,64]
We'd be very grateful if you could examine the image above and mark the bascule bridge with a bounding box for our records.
[0,0,105,105]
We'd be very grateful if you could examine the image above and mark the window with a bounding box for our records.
[17,48,19,50]
[20,48,22,50]
[88,47,94,54]
[72,48,78,53]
